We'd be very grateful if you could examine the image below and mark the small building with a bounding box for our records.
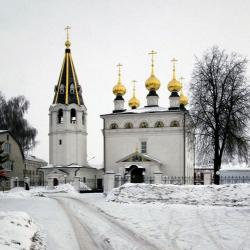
[0,130,25,189]
[194,165,214,185]
[220,168,250,184]
[25,155,47,186]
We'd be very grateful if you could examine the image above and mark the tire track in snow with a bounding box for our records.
[54,195,160,250]
[54,197,102,250]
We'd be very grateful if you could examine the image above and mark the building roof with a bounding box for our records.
[52,41,84,106]
[101,106,188,117]
[39,163,97,170]
[25,155,47,164]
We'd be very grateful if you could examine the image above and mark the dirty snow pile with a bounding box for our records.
[107,183,250,206]
[0,211,46,250]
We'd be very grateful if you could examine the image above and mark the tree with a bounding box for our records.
[190,46,250,184]
[0,92,37,153]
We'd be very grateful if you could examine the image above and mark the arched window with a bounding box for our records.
[58,109,63,124]
[82,112,85,125]
[170,120,180,127]
[155,121,164,128]
[139,122,148,128]
[124,122,133,129]
[70,109,76,124]
[59,84,65,94]
[70,83,74,94]
[110,123,118,129]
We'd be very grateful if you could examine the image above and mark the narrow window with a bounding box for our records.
[71,109,77,124]
[70,83,74,94]
[58,109,64,124]
[141,141,147,153]
[7,135,9,141]
[110,123,118,129]
[59,139,62,145]
[60,84,65,94]
[4,143,11,153]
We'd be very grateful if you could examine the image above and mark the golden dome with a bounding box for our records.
[179,91,189,106]
[167,58,182,92]
[145,74,161,91]
[113,63,126,96]
[129,80,140,109]
[145,50,161,91]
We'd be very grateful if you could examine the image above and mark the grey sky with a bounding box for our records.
[1,0,250,165]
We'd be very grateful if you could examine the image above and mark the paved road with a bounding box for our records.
[52,195,160,250]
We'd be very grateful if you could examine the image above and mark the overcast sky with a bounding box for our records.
[1,0,250,165]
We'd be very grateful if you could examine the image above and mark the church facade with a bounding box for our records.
[101,52,195,190]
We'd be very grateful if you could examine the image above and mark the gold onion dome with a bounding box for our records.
[113,63,126,96]
[179,90,189,106]
[129,81,140,109]
[168,58,182,92]
[145,50,161,91]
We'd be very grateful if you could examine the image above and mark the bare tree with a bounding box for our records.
[190,46,250,184]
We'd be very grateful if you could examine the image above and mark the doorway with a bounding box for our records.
[130,165,144,183]
[53,178,59,186]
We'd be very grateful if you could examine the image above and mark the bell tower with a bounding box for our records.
[49,27,87,166]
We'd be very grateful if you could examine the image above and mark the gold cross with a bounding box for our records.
[131,80,137,94]
[149,50,157,64]
[65,26,71,40]
[117,63,122,74]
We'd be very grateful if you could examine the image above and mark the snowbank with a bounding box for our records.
[107,183,250,206]
[0,211,46,250]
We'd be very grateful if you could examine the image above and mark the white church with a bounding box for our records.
[41,31,195,191]
[101,51,195,192]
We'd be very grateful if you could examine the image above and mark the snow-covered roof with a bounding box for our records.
[25,155,47,163]
[39,163,97,169]
[101,106,184,117]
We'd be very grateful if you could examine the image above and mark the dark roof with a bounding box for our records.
[53,48,84,105]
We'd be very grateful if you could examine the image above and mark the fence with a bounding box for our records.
[220,176,250,184]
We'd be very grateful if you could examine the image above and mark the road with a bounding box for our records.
[51,195,160,250]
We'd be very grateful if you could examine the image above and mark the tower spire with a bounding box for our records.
[171,57,177,80]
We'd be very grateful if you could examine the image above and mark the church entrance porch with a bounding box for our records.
[126,165,145,183]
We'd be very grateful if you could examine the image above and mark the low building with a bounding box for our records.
[25,155,48,186]
[0,130,25,189]
[220,168,250,184]
[194,165,214,185]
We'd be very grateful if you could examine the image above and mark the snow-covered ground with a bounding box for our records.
[1,183,250,250]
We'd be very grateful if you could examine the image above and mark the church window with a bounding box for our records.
[124,122,133,129]
[155,121,164,128]
[60,84,65,94]
[141,141,147,153]
[58,109,64,124]
[139,122,148,128]
[70,83,75,94]
[170,120,180,127]
[82,112,85,125]
[4,143,11,153]
[110,123,118,129]
[70,109,77,124]
[59,139,62,145]
[3,160,12,171]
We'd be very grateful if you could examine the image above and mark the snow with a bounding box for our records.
[107,183,250,206]
[0,211,45,250]
[1,183,250,249]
